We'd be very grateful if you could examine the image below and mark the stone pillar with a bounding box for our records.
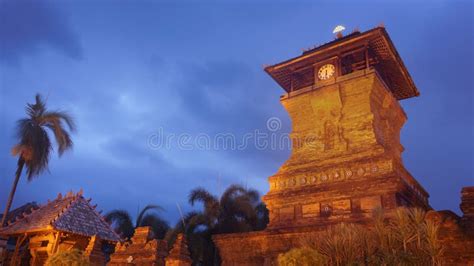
[165,234,192,266]
[461,186,474,233]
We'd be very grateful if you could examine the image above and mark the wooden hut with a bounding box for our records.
[0,202,39,264]
[0,190,120,265]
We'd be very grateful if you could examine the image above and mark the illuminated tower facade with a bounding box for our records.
[262,27,428,229]
[213,27,474,265]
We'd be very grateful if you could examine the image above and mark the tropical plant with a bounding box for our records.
[281,207,444,266]
[105,205,169,240]
[371,207,443,265]
[1,94,76,227]
[166,184,269,265]
[278,247,327,266]
[165,211,212,265]
[188,184,264,234]
[45,249,89,266]
[299,223,375,266]
[424,219,444,265]
[255,201,269,231]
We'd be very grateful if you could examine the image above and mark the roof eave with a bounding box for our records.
[0,228,54,237]
[378,28,420,99]
[266,27,382,72]
[264,27,420,99]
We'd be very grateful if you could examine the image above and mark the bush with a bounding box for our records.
[278,247,327,266]
[277,208,443,266]
[45,249,90,266]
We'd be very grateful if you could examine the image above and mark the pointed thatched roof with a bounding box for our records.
[0,191,120,242]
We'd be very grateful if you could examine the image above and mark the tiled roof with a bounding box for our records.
[0,191,120,242]
[264,27,419,100]
[0,202,38,225]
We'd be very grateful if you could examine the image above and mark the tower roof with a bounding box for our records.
[0,191,120,242]
[264,27,419,100]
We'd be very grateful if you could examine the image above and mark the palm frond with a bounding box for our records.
[18,122,51,181]
[25,94,46,119]
[136,204,164,226]
[44,123,73,156]
[105,210,132,224]
[187,213,211,232]
[140,213,170,239]
[220,184,247,205]
[40,111,75,156]
[224,195,256,221]
[255,202,269,230]
[244,188,260,203]
[104,210,134,239]
[173,211,200,233]
[255,202,268,217]
[41,110,77,132]
[12,94,76,180]
[164,211,200,244]
[188,188,218,207]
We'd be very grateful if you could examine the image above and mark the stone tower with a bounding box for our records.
[214,26,474,265]
[262,26,429,229]
[213,26,443,265]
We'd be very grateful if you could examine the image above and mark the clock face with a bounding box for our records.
[318,64,335,80]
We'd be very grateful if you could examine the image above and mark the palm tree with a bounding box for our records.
[1,94,76,227]
[188,184,264,234]
[164,211,204,261]
[105,205,169,240]
[166,184,268,265]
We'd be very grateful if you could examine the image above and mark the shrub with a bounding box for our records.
[372,207,443,265]
[45,249,90,266]
[300,223,375,266]
[278,208,443,266]
[277,247,327,266]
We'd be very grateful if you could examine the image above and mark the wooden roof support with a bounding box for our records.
[51,231,61,255]
[11,233,27,266]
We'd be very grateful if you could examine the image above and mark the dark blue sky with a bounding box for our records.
[0,0,472,225]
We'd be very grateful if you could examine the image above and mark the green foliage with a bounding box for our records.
[45,249,89,266]
[2,93,76,226]
[166,184,269,265]
[279,207,443,266]
[314,223,373,265]
[371,207,443,265]
[187,184,266,234]
[278,247,327,266]
[105,204,169,240]
[13,94,76,180]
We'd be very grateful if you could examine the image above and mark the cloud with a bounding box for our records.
[0,0,472,225]
[0,57,280,223]
[0,0,82,65]
[144,59,291,176]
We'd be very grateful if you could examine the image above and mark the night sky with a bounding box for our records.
[0,0,472,225]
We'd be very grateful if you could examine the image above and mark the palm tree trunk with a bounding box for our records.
[1,157,25,227]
